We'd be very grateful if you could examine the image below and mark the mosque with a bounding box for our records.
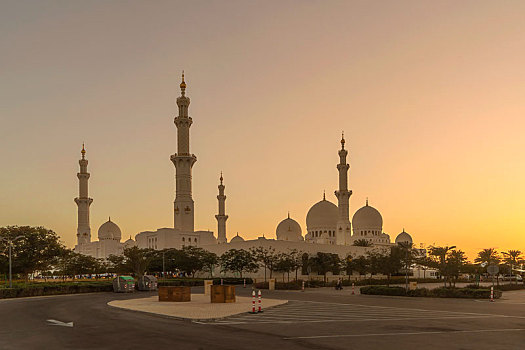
[74,74,414,260]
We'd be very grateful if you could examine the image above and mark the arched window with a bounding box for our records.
[182,237,185,242]
[194,238,197,243]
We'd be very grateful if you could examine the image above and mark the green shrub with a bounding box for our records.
[158,277,253,287]
[360,285,502,299]
[495,284,525,291]
[360,286,407,296]
[254,281,303,290]
[0,281,113,299]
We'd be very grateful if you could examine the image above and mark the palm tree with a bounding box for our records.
[475,248,501,265]
[353,239,373,247]
[502,250,523,284]
[429,245,456,287]
[475,248,501,285]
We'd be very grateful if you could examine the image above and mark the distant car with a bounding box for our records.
[502,274,523,281]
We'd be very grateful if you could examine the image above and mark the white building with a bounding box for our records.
[75,73,417,262]
[73,145,135,259]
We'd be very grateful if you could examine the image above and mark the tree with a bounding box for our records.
[108,247,156,277]
[308,252,341,283]
[397,242,416,290]
[367,247,403,286]
[429,245,457,287]
[274,252,295,282]
[445,250,467,287]
[287,249,303,281]
[200,250,219,278]
[502,250,523,284]
[58,249,102,278]
[220,249,258,278]
[351,255,369,278]
[475,248,501,266]
[0,226,65,280]
[250,246,276,281]
[353,239,373,247]
[174,246,206,277]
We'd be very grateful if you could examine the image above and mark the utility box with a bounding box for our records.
[204,280,213,295]
[158,286,191,302]
[210,285,236,303]
[137,275,158,291]
[113,276,135,293]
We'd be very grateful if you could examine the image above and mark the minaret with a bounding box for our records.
[215,172,228,244]
[170,72,197,232]
[334,132,352,245]
[74,144,93,245]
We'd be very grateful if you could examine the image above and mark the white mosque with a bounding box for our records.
[74,73,414,260]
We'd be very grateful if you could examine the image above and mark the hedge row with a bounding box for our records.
[254,281,303,290]
[0,281,113,299]
[465,283,525,292]
[360,285,503,299]
[158,277,253,287]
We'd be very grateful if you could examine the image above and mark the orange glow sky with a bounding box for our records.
[1,1,524,259]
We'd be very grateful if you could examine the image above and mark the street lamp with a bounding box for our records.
[0,235,23,288]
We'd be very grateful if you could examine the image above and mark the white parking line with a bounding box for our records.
[285,328,525,339]
[194,300,525,325]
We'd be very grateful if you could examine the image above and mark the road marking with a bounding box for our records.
[47,319,74,327]
[285,328,525,339]
[196,315,497,325]
[194,300,514,325]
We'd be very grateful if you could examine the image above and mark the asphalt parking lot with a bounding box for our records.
[0,286,523,349]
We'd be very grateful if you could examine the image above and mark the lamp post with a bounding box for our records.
[1,235,23,288]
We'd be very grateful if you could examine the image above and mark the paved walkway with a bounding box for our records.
[108,293,287,320]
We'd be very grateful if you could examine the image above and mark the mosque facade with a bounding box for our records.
[74,74,414,260]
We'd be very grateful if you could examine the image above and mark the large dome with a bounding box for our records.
[306,198,339,229]
[276,215,303,241]
[352,202,383,229]
[395,230,413,245]
[98,218,122,241]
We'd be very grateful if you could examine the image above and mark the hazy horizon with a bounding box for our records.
[1,0,524,259]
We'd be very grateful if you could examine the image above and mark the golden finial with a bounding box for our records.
[220,171,223,185]
[323,190,326,200]
[81,143,86,159]
[366,197,368,206]
[180,70,186,92]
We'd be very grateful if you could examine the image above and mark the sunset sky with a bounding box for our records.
[1,1,524,259]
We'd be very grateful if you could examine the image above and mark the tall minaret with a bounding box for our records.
[170,72,197,232]
[215,172,228,244]
[74,144,93,245]
[334,132,352,245]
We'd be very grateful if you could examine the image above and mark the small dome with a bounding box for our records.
[306,198,338,229]
[352,201,383,229]
[98,218,122,241]
[395,230,413,245]
[230,233,245,243]
[276,216,303,241]
[124,236,135,246]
